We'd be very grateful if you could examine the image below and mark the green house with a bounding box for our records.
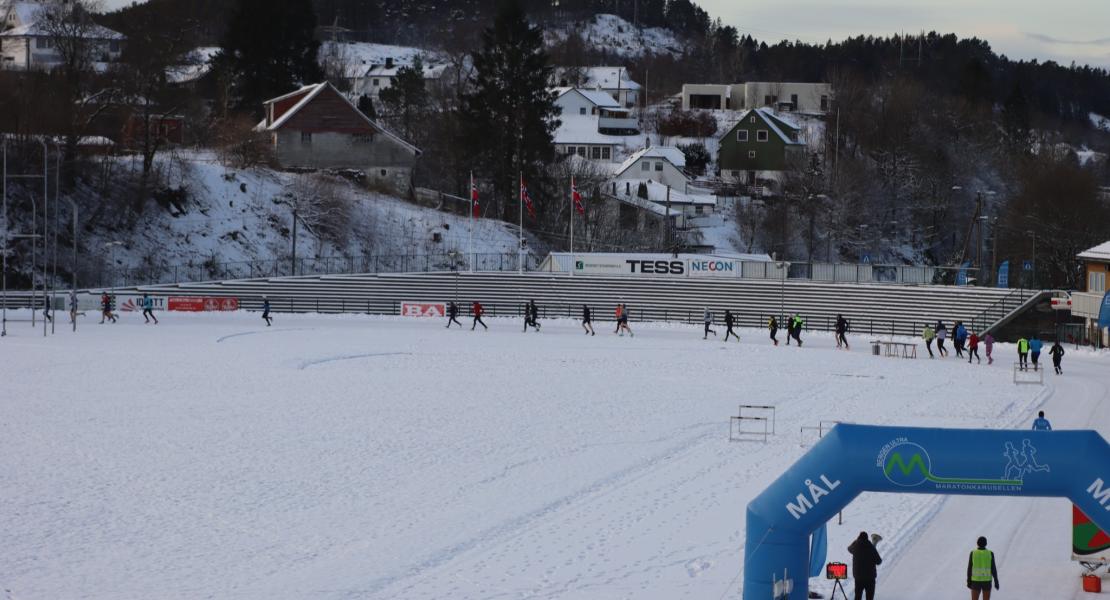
[718,108,806,185]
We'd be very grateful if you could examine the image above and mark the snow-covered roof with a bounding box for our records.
[614,146,686,177]
[3,1,41,28]
[728,108,805,146]
[1078,241,1110,262]
[1,19,124,40]
[259,82,420,155]
[363,61,448,80]
[166,47,219,84]
[581,66,642,91]
[555,87,621,109]
[554,115,626,146]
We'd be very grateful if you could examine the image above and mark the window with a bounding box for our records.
[756,130,769,142]
[601,147,611,160]
[641,162,650,171]
[353,134,374,144]
[821,95,829,111]
[1091,271,1107,293]
[35,38,52,49]
[654,162,663,172]
[748,150,756,159]
[579,107,586,115]
[566,146,576,155]
[750,116,756,123]
[591,146,601,159]
[300,132,312,144]
[790,94,798,107]
[372,79,380,86]
[736,130,748,142]
[763,95,771,106]
[576,147,585,157]
[380,169,387,177]
[109,40,120,53]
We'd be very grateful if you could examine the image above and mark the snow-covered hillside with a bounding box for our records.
[545,13,682,57]
[1090,112,1109,132]
[81,152,522,282]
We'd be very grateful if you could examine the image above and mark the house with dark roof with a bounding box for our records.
[257,82,421,193]
[717,108,807,186]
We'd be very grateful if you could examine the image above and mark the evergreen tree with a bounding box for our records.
[357,94,377,120]
[378,56,429,142]
[460,0,558,221]
[215,0,323,115]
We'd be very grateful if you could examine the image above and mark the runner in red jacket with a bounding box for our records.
[471,301,487,331]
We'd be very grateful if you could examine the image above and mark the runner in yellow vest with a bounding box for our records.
[1016,337,1030,372]
[967,536,999,599]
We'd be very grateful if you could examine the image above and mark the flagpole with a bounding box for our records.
[518,172,523,274]
[569,176,574,277]
[469,171,474,272]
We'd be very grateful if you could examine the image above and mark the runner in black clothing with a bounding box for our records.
[523,300,541,332]
[582,305,595,335]
[723,309,739,342]
[261,297,272,326]
[769,316,779,346]
[446,301,462,328]
[835,314,850,350]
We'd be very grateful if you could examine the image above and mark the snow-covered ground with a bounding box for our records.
[0,312,1105,599]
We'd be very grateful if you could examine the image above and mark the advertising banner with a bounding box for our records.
[168,297,239,312]
[687,258,740,278]
[1073,505,1110,564]
[997,260,1009,288]
[400,302,446,318]
[117,295,166,312]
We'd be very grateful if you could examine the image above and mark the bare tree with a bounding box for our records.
[39,0,117,162]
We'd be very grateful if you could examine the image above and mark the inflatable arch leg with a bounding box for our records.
[743,424,1110,600]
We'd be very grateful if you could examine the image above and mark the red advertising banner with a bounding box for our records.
[401,302,446,318]
[168,297,240,312]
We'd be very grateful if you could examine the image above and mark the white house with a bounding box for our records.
[612,146,689,190]
[554,66,641,108]
[350,57,449,100]
[0,0,124,71]
[552,87,640,162]
[682,82,832,114]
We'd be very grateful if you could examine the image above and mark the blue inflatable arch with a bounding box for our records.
[743,424,1110,600]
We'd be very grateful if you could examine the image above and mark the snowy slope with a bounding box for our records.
[1,313,1098,599]
[84,152,522,280]
[1090,112,1109,132]
[545,14,682,57]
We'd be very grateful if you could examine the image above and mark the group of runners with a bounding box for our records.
[922,320,1066,373]
[445,301,634,336]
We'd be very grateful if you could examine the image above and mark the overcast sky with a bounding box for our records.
[98,0,1110,68]
[699,0,1110,68]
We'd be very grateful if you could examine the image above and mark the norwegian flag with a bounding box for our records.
[520,179,536,219]
[470,177,480,218]
[571,177,584,215]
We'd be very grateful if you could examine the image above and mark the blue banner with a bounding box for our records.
[743,424,1110,600]
[956,261,971,286]
[1099,291,1110,329]
[997,261,1009,288]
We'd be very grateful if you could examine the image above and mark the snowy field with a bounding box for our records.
[1,311,1106,599]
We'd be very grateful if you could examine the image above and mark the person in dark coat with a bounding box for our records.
[835,314,850,350]
[848,531,883,600]
[261,297,272,326]
[723,309,739,341]
[582,305,594,335]
[768,316,779,346]
[446,301,462,328]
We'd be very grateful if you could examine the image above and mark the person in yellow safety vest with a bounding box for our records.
[967,536,999,599]
[1016,337,1030,372]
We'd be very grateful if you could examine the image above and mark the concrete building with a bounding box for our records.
[1,0,124,71]
[681,82,832,114]
[257,82,420,193]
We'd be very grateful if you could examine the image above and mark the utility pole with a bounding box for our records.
[291,206,298,276]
